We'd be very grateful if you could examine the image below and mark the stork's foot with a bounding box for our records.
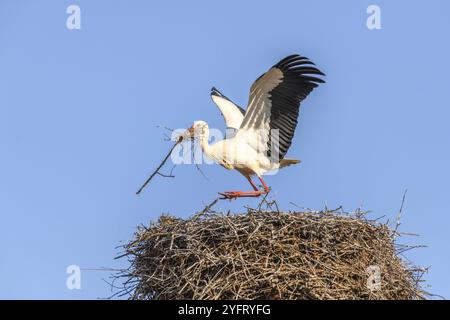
[218,190,267,200]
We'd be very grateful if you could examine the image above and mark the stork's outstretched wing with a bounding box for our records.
[211,87,245,130]
[239,54,325,161]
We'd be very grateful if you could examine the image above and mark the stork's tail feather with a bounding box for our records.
[279,158,301,168]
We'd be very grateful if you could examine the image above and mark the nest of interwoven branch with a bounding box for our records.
[115,201,427,300]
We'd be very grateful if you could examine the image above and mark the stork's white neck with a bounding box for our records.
[198,125,212,157]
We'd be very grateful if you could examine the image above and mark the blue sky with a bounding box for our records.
[0,0,449,299]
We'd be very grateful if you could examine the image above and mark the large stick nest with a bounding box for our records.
[116,200,427,300]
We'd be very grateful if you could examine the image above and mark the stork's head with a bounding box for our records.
[187,120,209,139]
[177,120,208,143]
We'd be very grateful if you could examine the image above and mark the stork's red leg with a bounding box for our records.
[247,176,258,191]
[258,176,270,193]
[219,176,270,200]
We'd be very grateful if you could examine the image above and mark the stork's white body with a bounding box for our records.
[198,125,295,177]
[199,128,270,176]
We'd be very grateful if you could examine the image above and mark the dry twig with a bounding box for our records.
[135,141,181,195]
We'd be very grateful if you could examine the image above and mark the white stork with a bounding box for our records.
[187,54,325,199]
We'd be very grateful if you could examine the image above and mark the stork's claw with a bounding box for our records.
[218,177,270,200]
[218,190,266,200]
[218,192,238,200]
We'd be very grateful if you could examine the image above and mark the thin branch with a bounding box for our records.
[136,141,180,195]
[192,139,209,181]
[192,196,221,221]
[394,189,408,233]
[156,164,176,178]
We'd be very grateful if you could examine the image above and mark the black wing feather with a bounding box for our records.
[267,55,325,161]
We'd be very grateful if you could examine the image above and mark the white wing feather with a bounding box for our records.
[210,88,245,130]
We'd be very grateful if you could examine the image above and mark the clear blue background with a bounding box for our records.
[1,0,448,299]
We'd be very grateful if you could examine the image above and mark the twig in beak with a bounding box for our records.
[136,126,193,195]
[135,142,180,195]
